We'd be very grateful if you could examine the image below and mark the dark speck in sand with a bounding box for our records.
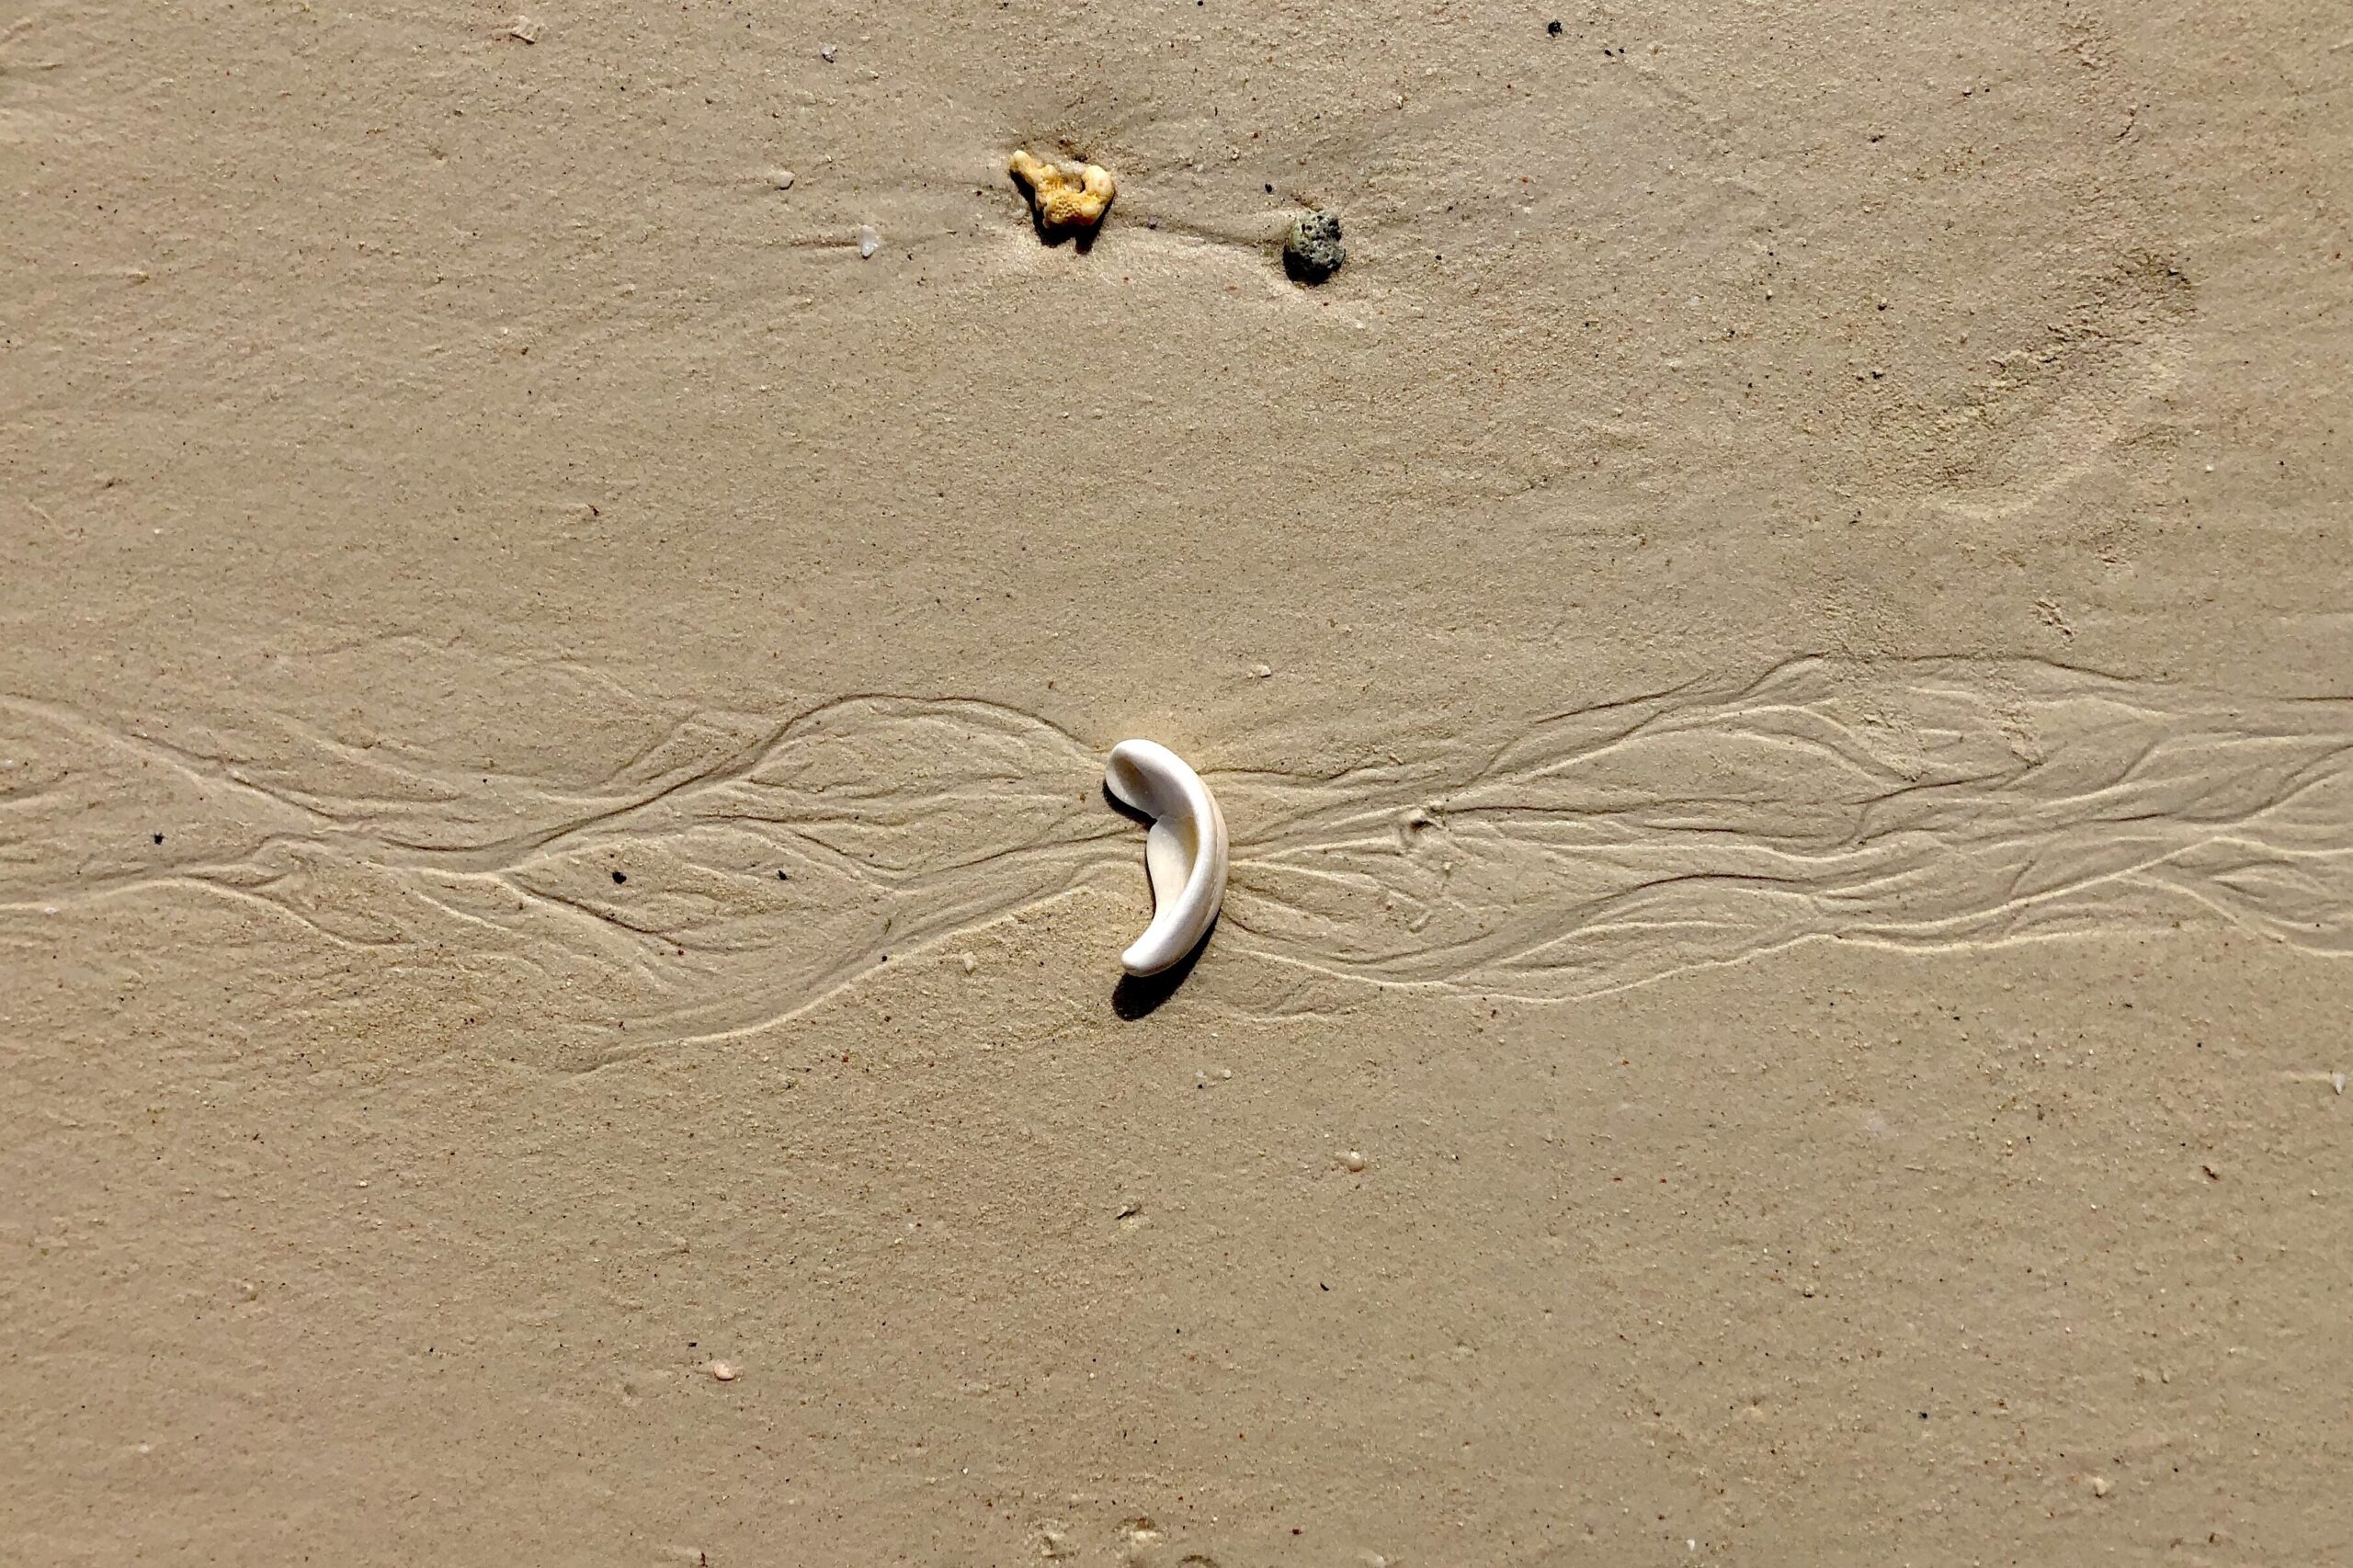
[1548,18,1563,34]
[611,870,627,884]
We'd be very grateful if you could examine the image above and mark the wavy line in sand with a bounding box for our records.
[4,658,2347,1052]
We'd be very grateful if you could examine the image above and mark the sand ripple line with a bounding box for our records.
[4,658,2348,1040]
[1215,657,2353,1000]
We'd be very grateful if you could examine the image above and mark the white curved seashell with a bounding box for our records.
[1104,738,1228,976]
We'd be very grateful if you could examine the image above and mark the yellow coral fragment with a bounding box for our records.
[1008,149,1115,235]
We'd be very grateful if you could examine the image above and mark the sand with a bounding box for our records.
[5,1,2350,1562]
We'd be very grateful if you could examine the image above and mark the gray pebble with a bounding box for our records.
[1283,211,1346,284]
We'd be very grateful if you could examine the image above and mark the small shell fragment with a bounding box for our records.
[1008,149,1116,237]
[1103,740,1226,976]
[857,224,880,259]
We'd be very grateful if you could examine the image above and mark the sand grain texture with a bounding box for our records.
[5,2,2350,1563]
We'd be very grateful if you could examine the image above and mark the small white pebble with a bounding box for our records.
[857,224,880,258]
[960,952,977,974]
[2089,1475,2110,1497]
[1338,1149,1368,1173]
[710,1360,738,1381]
[1251,663,1272,678]
[2334,1072,2346,1095]
[820,43,837,62]
[768,168,795,189]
